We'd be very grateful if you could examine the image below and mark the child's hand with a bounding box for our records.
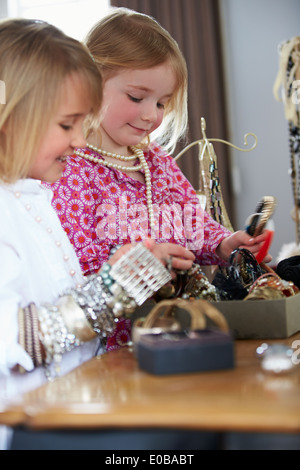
[143,239,195,272]
[216,230,273,264]
[108,239,195,274]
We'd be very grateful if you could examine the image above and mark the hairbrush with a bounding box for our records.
[245,196,277,237]
[245,196,277,264]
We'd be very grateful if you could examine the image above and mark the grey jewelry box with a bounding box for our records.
[136,329,235,375]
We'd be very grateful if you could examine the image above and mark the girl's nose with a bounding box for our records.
[141,102,157,123]
[71,123,86,149]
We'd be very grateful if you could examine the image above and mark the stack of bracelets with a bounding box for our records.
[244,272,298,301]
[18,243,172,378]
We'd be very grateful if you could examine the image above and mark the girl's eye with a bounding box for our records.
[60,124,72,131]
[128,94,142,103]
[157,102,165,109]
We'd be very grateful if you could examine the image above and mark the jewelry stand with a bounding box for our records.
[175,116,258,233]
[274,37,300,260]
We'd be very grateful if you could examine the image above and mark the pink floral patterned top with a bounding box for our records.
[49,142,231,275]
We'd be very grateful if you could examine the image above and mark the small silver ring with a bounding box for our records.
[165,255,173,272]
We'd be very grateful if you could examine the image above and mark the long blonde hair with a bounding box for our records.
[0,19,102,183]
[85,8,188,153]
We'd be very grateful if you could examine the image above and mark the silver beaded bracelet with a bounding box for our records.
[108,243,172,305]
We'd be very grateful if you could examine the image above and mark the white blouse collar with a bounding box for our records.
[5,178,53,200]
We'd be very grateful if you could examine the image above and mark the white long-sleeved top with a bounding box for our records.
[0,178,100,393]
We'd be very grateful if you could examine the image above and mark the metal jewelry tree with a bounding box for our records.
[175,117,258,233]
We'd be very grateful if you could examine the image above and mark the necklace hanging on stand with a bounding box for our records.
[74,144,155,233]
[274,37,300,245]
[285,43,300,244]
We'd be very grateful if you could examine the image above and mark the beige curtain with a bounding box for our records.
[110,0,235,225]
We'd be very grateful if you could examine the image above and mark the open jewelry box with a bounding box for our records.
[209,296,300,339]
[175,118,300,339]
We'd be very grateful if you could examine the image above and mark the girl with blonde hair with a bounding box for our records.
[0,18,193,449]
[49,8,271,349]
[85,7,188,153]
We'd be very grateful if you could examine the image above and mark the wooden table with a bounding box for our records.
[1,333,300,438]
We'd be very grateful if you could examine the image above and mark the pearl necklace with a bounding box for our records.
[14,190,80,282]
[74,144,155,232]
[87,144,137,162]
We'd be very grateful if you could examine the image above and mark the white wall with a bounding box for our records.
[0,0,8,18]
[220,0,300,262]
[1,0,111,40]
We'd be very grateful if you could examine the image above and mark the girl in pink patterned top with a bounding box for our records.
[49,9,271,349]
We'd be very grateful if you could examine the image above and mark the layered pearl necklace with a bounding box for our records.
[14,189,80,284]
[74,144,155,232]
